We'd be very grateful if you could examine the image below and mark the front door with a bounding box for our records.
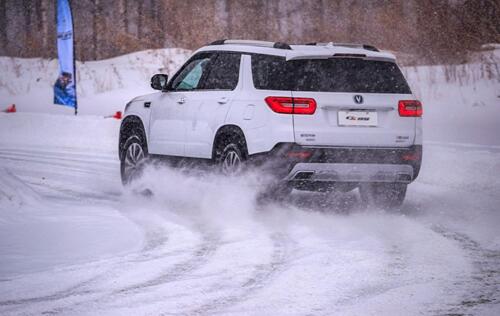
[148,52,216,156]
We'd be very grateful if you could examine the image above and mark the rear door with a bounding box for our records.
[290,58,415,147]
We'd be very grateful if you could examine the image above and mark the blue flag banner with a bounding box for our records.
[54,0,77,112]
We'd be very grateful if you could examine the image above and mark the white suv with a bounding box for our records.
[119,40,423,207]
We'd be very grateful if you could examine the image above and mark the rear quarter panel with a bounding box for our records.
[223,54,295,155]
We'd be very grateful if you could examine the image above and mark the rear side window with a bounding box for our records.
[202,52,241,90]
[251,54,411,94]
[251,54,291,90]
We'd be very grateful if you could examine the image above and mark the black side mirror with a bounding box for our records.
[151,74,169,91]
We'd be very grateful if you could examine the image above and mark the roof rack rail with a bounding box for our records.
[208,39,292,50]
[305,42,380,52]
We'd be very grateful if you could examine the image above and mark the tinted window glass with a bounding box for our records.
[170,53,213,91]
[251,54,291,91]
[251,54,411,94]
[202,53,241,90]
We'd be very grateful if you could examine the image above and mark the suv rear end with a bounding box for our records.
[250,44,422,206]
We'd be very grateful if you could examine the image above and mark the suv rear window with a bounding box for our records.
[251,54,411,94]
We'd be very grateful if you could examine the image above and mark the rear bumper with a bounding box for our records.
[286,163,414,183]
[249,143,422,184]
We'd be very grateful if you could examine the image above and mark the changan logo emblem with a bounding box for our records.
[354,95,363,104]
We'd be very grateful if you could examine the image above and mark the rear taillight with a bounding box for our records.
[265,96,317,115]
[398,100,423,117]
[287,151,312,160]
[401,152,420,161]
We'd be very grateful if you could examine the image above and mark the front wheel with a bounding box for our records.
[359,182,407,209]
[120,135,148,185]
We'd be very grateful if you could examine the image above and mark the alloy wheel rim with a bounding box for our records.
[124,143,144,176]
[222,150,241,174]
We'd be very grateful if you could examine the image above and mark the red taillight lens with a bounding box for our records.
[265,97,316,115]
[398,100,423,117]
[292,97,317,115]
[401,152,420,161]
[265,97,294,114]
[287,151,312,160]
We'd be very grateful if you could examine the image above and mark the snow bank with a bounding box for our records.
[0,48,191,115]
[402,50,500,145]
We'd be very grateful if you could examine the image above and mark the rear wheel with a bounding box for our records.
[359,182,407,209]
[214,135,246,175]
[121,135,148,185]
[221,144,243,175]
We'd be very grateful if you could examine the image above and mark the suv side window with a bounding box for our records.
[170,53,215,91]
[251,54,291,91]
[202,52,241,90]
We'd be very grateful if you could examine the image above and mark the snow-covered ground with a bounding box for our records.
[0,49,499,315]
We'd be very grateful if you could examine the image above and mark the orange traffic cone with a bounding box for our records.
[4,104,16,113]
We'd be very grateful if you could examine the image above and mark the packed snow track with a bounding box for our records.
[0,114,499,316]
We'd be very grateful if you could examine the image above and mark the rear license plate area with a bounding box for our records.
[338,110,378,127]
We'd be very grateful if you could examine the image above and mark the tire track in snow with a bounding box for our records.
[0,193,173,311]
[0,148,119,203]
[0,148,218,314]
[322,243,411,314]
[0,224,171,310]
[0,147,116,165]
[0,168,40,207]
[0,153,116,177]
[114,229,221,294]
[184,232,294,316]
[35,227,221,315]
[0,147,117,180]
[431,226,500,315]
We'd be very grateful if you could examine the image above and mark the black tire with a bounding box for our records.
[120,135,148,185]
[359,182,407,209]
[215,142,245,175]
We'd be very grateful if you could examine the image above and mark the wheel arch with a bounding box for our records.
[212,124,248,160]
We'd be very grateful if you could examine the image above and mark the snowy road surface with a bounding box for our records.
[0,113,499,316]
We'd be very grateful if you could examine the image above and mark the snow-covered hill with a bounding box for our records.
[402,48,500,145]
[0,48,191,115]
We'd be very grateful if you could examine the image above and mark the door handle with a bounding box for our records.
[177,97,186,104]
[144,102,151,108]
[218,97,229,104]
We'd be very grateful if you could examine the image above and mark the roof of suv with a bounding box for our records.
[197,40,396,62]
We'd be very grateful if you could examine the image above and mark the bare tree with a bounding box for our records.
[91,0,103,60]
[0,0,7,55]
[0,0,498,64]
[118,0,128,33]
[137,1,143,40]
